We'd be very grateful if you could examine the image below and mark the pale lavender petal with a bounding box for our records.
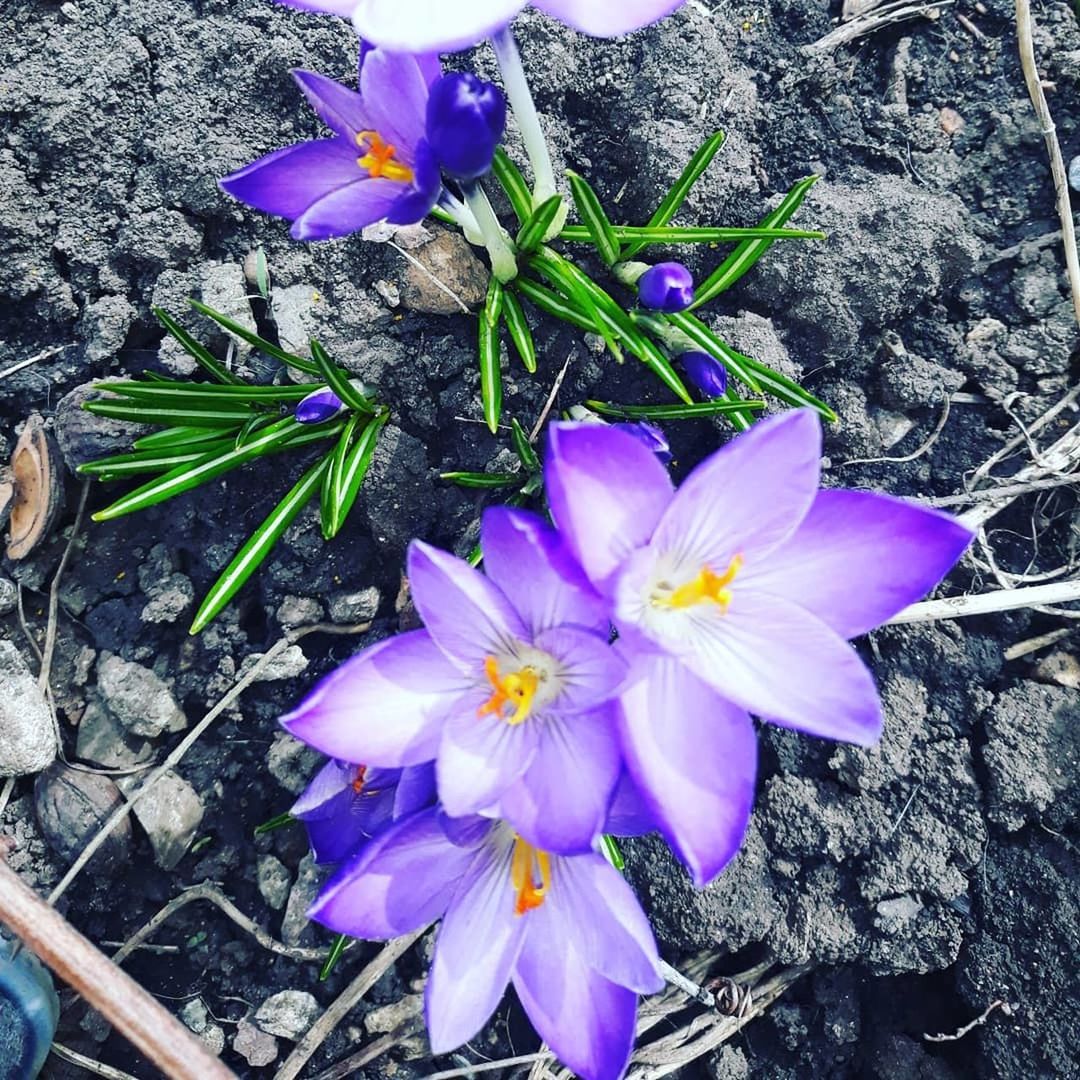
[407,540,528,671]
[498,706,621,854]
[481,507,608,636]
[290,760,352,818]
[604,769,659,837]
[393,762,437,817]
[618,654,756,886]
[280,629,467,765]
[291,174,403,239]
[745,489,974,639]
[534,0,686,36]
[353,0,527,52]
[276,0,357,14]
[308,809,473,937]
[682,590,883,745]
[359,48,430,155]
[426,842,525,1053]
[544,422,674,593]
[651,409,822,570]
[292,69,373,141]
[514,916,638,1080]
[535,625,626,715]
[415,52,443,87]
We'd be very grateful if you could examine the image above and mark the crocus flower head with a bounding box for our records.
[611,421,672,466]
[281,507,626,854]
[637,262,695,312]
[426,73,507,181]
[294,386,346,424]
[219,49,443,240]
[309,810,663,1080]
[680,351,728,398]
[544,410,974,884]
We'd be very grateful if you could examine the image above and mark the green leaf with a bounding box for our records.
[621,130,726,260]
[190,453,332,634]
[491,147,533,227]
[320,934,350,982]
[566,170,620,266]
[188,298,320,375]
[253,811,296,836]
[515,195,566,254]
[741,357,837,421]
[485,276,505,328]
[511,418,540,472]
[85,399,258,429]
[322,414,363,539]
[501,291,537,373]
[92,381,311,405]
[78,443,233,478]
[479,298,503,435]
[310,339,374,413]
[719,388,757,432]
[600,834,625,871]
[514,277,594,332]
[660,311,763,393]
[132,426,237,452]
[254,248,271,300]
[560,224,824,244]
[585,398,766,420]
[440,471,521,489]
[153,307,242,385]
[324,411,387,538]
[691,175,820,309]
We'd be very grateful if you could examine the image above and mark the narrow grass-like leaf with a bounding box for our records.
[235,413,279,447]
[254,248,270,300]
[189,298,320,375]
[85,400,257,429]
[741,357,837,421]
[501,291,537,373]
[485,276,505,328]
[492,147,533,226]
[190,453,332,634]
[566,170,620,266]
[585,398,766,420]
[515,195,565,254]
[253,812,296,836]
[514,277,594,332]
[561,224,824,244]
[154,307,241,385]
[511,418,540,472]
[322,414,362,539]
[660,311,763,393]
[479,298,503,435]
[692,175,820,310]
[325,411,387,538]
[133,426,235,452]
[621,130,726,260]
[600,834,625,871]
[78,444,233,478]
[93,382,311,405]
[310,339,374,413]
[441,471,521,489]
[319,934,350,982]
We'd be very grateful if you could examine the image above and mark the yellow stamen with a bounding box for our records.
[510,836,551,916]
[664,554,744,611]
[351,764,368,795]
[478,656,540,725]
[356,130,414,182]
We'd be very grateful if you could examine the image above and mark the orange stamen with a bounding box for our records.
[356,130,414,182]
[351,764,368,795]
[511,836,551,916]
[665,553,744,611]
[478,656,539,725]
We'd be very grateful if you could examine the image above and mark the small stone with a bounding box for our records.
[939,106,965,135]
[237,644,308,683]
[199,262,257,363]
[267,733,322,796]
[96,653,186,739]
[1069,155,1080,193]
[328,586,381,625]
[179,999,210,1034]
[76,697,152,771]
[397,230,489,314]
[55,380,152,473]
[271,284,321,357]
[0,577,16,616]
[281,854,322,946]
[117,769,204,870]
[276,595,322,630]
[233,1017,278,1068]
[373,279,400,307]
[1033,650,1080,691]
[257,854,292,911]
[0,641,58,776]
[254,990,320,1040]
[138,546,194,625]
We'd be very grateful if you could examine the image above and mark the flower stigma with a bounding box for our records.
[654,554,744,612]
[356,131,414,182]
[510,835,551,916]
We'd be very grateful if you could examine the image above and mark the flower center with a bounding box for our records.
[356,131,414,183]
[510,836,551,916]
[350,765,368,795]
[654,554,744,612]
[478,656,540,725]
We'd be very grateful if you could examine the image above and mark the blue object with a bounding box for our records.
[0,935,60,1079]
[637,262,695,312]
[425,72,506,181]
[679,350,729,398]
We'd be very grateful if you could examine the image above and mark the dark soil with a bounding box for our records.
[1,0,1078,1078]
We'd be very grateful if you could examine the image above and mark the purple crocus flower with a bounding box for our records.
[637,262,695,312]
[680,351,728,398]
[281,506,626,854]
[426,72,506,180]
[611,421,672,466]
[294,386,346,424]
[544,410,974,884]
[219,49,443,240]
[308,809,663,1080]
[291,760,436,864]
[277,0,688,52]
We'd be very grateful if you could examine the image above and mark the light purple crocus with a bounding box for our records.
[308,809,663,1080]
[219,49,443,240]
[544,409,974,884]
[281,506,626,855]
[277,0,688,52]
[611,421,672,466]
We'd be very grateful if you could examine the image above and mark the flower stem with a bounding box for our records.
[462,180,519,283]
[438,190,484,247]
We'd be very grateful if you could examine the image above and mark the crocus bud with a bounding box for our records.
[680,351,728,398]
[637,262,695,312]
[295,386,345,424]
[425,73,506,181]
[611,421,672,466]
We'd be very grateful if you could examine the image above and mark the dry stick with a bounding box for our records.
[1016,0,1080,328]
[427,1054,554,1080]
[273,928,426,1080]
[887,579,1080,624]
[0,859,236,1080]
[307,1015,426,1080]
[921,474,1079,509]
[1002,626,1073,661]
[47,621,371,906]
[924,998,1012,1042]
[803,0,953,55]
[0,344,73,382]
[50,1043,143,1080]
[529,352,575,442]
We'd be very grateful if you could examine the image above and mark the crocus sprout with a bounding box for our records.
[308,810,664,1080]
[426,72,507,181]
[637,261,695,312]
[294,386,346,425]
[544,410,974,883]
[680,351,728,398]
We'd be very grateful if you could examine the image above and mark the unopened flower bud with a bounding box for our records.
[425,73,506,181]
[680,351,728,398]
[295,386,345,424]
[637,262,695,312]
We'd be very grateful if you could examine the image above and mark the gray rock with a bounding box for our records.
[254,990,320,1040]
[267,733,322,796]
[137,545,194,625]
[271,283,320,357]
[281,854,322,946]
[275,595,323,630]
[237,644,309,683]
[96,652,186,739]
[76,696,153,771]
[233,1017,278,1068]
[397,230,489,314]
[79,294,137,364]
[707,1045,750,1080]
[117,769,204,870]
[178,997,224,1052]
[0,577,16,616]
[1070,154,1080,193]
[199,261,257,363]
[257,854,291,911]
[54,380,152,473]
[328,586,381,625]
[0,640,58,776]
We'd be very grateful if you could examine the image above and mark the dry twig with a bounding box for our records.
[803,0,952,55]
[50,1042,143,1080]
[924,998,1012,1041]
[888,579,1080,623]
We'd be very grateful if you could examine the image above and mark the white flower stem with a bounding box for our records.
[437,191,484,246]
[462,180,519,283]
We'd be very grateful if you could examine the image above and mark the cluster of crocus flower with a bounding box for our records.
[281,409,972,1079]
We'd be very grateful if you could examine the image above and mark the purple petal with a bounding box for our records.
[292,69,374,142]
[291,174,404,239]
[498,706,621,854]
[481,507,609,636]
[544,422,674,593]
[275,0,358,14]
[534,625,626,715]
[650,409,822,570]
[291,760,352,818]
[358,48,430,155]
[308,808,473,937]
[533,0,686,37]
[352,0,528,52]
[426,842,525,1053]
[618,654,756,886]
[407,540,528,671]
[604,769,659,837]
[384,138,442,225]
[746,489,974,639]
[280,629,466,765]
[393,761,437,817]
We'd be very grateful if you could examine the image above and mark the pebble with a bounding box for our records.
[254,990,320,1040]
[54,380,152,473]
[397,230,489,314]
[328,586,381,625]
[256,854,292,911]
[1070,155,1080,193]
[137,545,194,625]
[0,641,57,777]
[0,577,16,616]
[179,998,226,1056]
[275,595,322,630]
[237,644,309,683]
[266,733,322,796]
[281,854,322,946]
[233,1017,278,1068]
[96,652,186,739]
[117,770,204,871]
[75,697,153,771]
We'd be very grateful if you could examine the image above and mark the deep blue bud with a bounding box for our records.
[637,262,695,312]
[295,386,345,424]
[425,73,506,181]
[611,421,672,466]
[680,351,728,398]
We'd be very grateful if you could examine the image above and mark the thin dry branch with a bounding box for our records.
[888,579,1080,623]
[50,1043,143,1080]
[803,0,952,55]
